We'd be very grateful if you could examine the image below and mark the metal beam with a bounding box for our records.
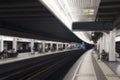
[0,14,54,18]
[98,8,119,12]
[100,1,120,6]
[0,8,46,12]
[99,5,120,8]
[101,0,120,2]
[98,12,118,15]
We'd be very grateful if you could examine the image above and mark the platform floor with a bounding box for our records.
[64,50,120,80]
[105,59,120,77]
[0,48,79,65]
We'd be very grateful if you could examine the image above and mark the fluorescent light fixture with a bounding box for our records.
[82,9,94,15]
[83,9,94,13]
[89,9,94,13]
[88,12,94,15]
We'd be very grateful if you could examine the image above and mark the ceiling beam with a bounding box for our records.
[0,3,40,8]
[99,5,120,8]
[98,12,118,15]
[100,1,120,6]
[0,14,54,18]
[98,15,115,17]
[98,8,119,12]
[0,17,55,21]
[101,0,120,2]
[0,8,47,12]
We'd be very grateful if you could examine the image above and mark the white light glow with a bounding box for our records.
[2,36,13,41]
[88,12,94,15]
[83,9,94,13]
[74,32,94,44]
[82,9,95,15]
[40,0,100,44]
[115,36,120,42]
[40,0,73,30]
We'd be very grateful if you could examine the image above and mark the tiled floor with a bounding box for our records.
[94,53,120,80]
[105,58,120,77]
[75,50,97,80]
[64,49,120,80]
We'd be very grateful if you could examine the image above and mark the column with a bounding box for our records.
[105,33,110,53]
[65,43,68,50]
[109,29,116,61]
[99,37,103,54]
[0,36,4,52]
[31,39,34,54]
[103,34,106,52]
[56,43,59,51]
[97,39,100,52]
[42,41,45,53]
[61,43,63,50]
[102,34,105,50]
[50,42,53,51]
[99,37,102,58]
[13,37,17,52]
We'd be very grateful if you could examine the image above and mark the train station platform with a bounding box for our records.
[64,49,120,80]
[0,48,79,65]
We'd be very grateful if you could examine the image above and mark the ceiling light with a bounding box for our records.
[82,9,94,15]
[89,9,94,13]
[88,12,94,15]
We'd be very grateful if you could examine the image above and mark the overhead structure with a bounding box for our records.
[40,0,101,44]
[0,0,81,43]
[96,0,120,26]
[72,22,113,31]
[1,0,116,44]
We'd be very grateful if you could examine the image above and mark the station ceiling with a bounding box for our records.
[0,0,119,43]
[0,0,81,42]
[97,0,120,22]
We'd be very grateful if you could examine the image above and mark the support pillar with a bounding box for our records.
[50,42,53,51]
[99,37,103,54]
[13,37,17,52]
[56,43,59,51]
[61,43,63,50]
[97,39,100,52]
[42,41,45,53]
[31,39,34,54]
[102,34,105,50]
[65,43,68,50]
[105,33,109,53]
[109,29,116,61]
[0,36,4,52]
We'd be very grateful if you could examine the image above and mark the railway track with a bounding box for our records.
[0,50,84,80]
